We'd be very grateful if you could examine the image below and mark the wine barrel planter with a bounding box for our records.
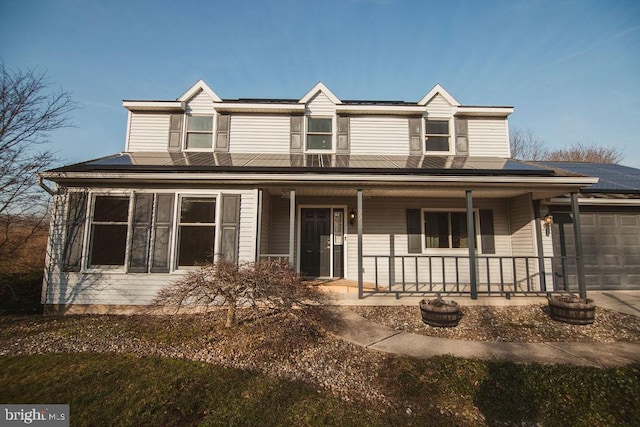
[547,295,596,325]
[419,299,461,327]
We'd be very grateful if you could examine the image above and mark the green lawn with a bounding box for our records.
[1,353,638,426]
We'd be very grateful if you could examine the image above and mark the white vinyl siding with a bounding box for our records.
[350,117,410,155]
[424,94,453,118]
[508,193,540,289]
[185,89,215,114]
[127,112,171,151]
[229,115,290,153]
[468,118,510,157]
[43,189,257,306]
[305,92,336,115]
[317,197,512,286]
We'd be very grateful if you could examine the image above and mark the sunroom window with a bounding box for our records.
[306,117,332,150]
[424,211,470,249]
[89,195,130,267]
[177,197,216,266]
[425,119,450,152]
[185,116,213,149]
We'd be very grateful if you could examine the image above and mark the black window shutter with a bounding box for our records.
[406,209,422,253]
[408,118,422,155]
[219,194,241,263]
[455,118,469,154]
[168,114,183,151]
[479,209,495,254]
[215,114,230,152]
[337,116,350,154]
[290,116,303,153]
[63,192,88,272]
[128,193,154,273]
[150,194,175,273]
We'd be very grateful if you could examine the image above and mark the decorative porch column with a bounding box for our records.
[289,189,296,267]
[357,189,363,299]
[571,193,588,300]
[256,189,263,260]
[466,190,478,299]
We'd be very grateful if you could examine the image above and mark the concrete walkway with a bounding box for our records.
[324,289,640,368]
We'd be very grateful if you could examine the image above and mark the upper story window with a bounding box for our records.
[306,117,332,150]
[185,115,213,149]
[425,119,450,152]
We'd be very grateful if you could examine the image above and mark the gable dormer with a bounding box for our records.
[294,82,343,154]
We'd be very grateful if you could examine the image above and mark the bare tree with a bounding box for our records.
[509,128,548,161]
[510,127,623,164]
[152,259,330,327]
[545,142,623,164]
[0,62,76,271]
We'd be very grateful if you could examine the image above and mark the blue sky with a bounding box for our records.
[2,0,639,166]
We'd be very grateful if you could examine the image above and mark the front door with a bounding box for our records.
[301,208,331,277]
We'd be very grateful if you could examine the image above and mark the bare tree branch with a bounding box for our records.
[0,61,77,271]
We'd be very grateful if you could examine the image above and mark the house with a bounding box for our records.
[39,80,600,313]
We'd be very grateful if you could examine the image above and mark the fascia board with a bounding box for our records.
[299,82,342,104]
[40,171,599,187]
[417,83,460,106]
[335,104,425,115]
[548,197,640,206]
[455,106,514,117]
[213,102,305,113]
[122,101,185,111]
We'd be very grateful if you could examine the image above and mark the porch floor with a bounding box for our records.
[313,279,549,306]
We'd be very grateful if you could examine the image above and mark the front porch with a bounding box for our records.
[256,183,591,300]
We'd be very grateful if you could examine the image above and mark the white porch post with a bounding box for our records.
[357,189,363,299]
[533,199,547,291]
[256,189,263,261]
[289,189,296,267]
[571,192,588,300]
[466,190,478,299]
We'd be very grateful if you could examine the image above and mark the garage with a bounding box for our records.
[550,207,640,290]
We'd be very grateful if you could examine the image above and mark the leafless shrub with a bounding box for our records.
[152,259,330,327]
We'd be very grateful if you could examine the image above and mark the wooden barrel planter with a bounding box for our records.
[547,295,596,325]
[419,299,462,327]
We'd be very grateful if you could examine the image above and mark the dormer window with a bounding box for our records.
[425,119,450,152]
[185,115,213,149]
[306,117,332,150]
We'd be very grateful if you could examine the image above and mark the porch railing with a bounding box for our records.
[361,255,579,297]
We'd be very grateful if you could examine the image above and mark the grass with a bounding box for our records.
[1,352,639,426]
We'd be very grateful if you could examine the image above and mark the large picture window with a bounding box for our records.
[425,119,450,152]
[306,117,332,150]
[177,197,216,266]
[185,115,213,149]
[424,211,470,249]
[89,195,130,267]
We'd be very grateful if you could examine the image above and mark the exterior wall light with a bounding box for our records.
[349,209,356,226]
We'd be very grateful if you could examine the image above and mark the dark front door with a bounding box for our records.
[301,208,331,277]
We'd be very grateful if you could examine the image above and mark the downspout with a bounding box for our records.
[38,175,59,196]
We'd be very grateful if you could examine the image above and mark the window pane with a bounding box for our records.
[450,212,468,248]
[178,225,215,266]
[425,212,449,248]
[425,120,449,135]
[307,134,332,150]
[90,224,127,265]
[93,196,129,222]
[186,133,212,149]
[180,198,216,223]
[425,136,450,152]
[187,116,213,132]
[308,118,332,133]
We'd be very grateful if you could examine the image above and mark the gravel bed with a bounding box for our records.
[1,304,638,415]
[351,304,640,343]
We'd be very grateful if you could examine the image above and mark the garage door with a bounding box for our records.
[551,208,640,290]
